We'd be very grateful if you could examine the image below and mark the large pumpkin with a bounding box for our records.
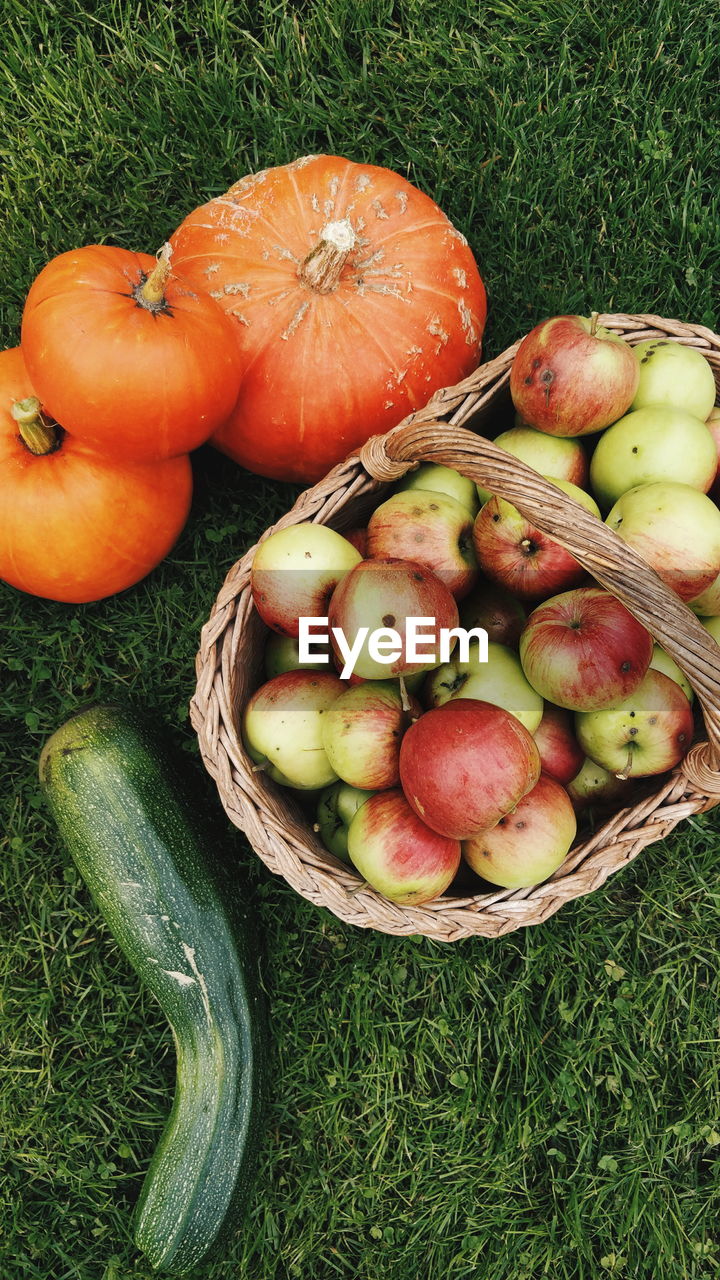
[20,244,242,464]
[0,347,193,603]
[170,155,487,484]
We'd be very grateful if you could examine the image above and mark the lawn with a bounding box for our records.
[1,2,720,1278]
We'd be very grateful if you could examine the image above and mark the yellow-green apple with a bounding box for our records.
[265,631,332,679]
[367,489,478,599]
[241,669,346,789]
[346,790,461,904]
[509,314,639,437]
[327,557,459,680]
[316,782,376,861]
[706,406,720,500]
[398,698,541,839]
[462,773,576,888]
[532,703,585,784]
[476,425,588,505]
[700,614,720,646]
[251,522,361,637]
[589,406,717,510]
[321,680,421,790]
[566,757,635,811]
[423,641,544,732]
[649,643,693,702]
[519,586,653,712]
[575,668,694,777]
[631,339,716,420]
[397,462,480,517]
[459,579,526,649]
[606,482,720,603]
[473,479,600,602]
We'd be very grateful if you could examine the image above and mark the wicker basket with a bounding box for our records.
[191,314,720,941]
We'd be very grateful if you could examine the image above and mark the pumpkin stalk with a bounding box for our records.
[12,397,57,455]
[298,219,357,294]
[138,242,173,309]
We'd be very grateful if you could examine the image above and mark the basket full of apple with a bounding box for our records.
[192,308,720,940]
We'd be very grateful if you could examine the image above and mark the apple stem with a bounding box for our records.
[589,311,600,336]
[615,747,634,781]
[251,760,270,774]
[348,879,371,897]
[398,674,412,713]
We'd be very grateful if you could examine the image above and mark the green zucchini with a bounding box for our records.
[39,704,268,1274]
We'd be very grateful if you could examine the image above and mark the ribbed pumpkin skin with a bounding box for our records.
[39,706,268,1275]
[170,154,487,483]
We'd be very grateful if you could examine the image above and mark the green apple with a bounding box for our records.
[476,425,588,505]
[264,631,332,679]
[649,643,693,703]
[631,338,717,420]
[462,772,576,888]
[316,782,376,861]
[241,669,345,789]
[606,481,720,602]
[423,640,544,732]
[397,462,480,516]
[566,757,635,811]
[575,669,694,778]
[251,521,361,637]
[589,406,717,510]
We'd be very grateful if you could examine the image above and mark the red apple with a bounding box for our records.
[327,557,459,680]
[367,489,478,599]
[321,680,421,790]
[398,698,541,839]
[459,579,526,649]
[509,314,639,437]
[566,757,635,812]
[346,790,461,904]
[519,586,653,712]
[533,703,584,785]
[344,526,369,556]
[251,522,361,637]
[473,479,599,601]
[575,668,694,778]
[476,425,588,504]
[241,669,346,789]
[462,773,577,888]
[606,481,720,603]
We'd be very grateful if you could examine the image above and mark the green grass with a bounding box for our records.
[1,2,720,1278]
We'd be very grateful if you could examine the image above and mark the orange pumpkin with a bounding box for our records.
[170,155,487,484]
[20,243,242,464]
[0,347,192,603]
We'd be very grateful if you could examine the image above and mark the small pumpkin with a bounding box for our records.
[20,243,241,464]
[0,347,192,603]
[170,154,487,484]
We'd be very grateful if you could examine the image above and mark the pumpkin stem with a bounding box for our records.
[12,397,58,456]
[298,219,357,295]
[137,242,173,310]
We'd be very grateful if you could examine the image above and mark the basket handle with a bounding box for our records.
[360,420,720,800]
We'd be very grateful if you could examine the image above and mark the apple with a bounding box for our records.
[251,522,361,637]
[321,680,421,790]
[649,643,693,703]
[327,557,459,681]
[700,614,720,646]
[346,790,461,904]
[265,631,331,679]
[566,757,635,812]
[509,314,639,437]
[476,425,588,505]
[575,668,694,778]
[532,703,585,784]
[473,479,600,601]
[519,586,653,712]
[316,782,376,861]
[366,489,478,599]
[689,570,720,617]
[398,698,541,839]
[241,669,346,790]
[631,338,717,421]
[589,406,717,510]
[423,641,544,732]
[459,579,526,649]
[344,526,369,556]
[606,481,720,603]
[462,773,577,888]
[706,406,720,500]
[397,462,480,517]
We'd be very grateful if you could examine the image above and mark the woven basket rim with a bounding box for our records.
[191,312,720,940]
